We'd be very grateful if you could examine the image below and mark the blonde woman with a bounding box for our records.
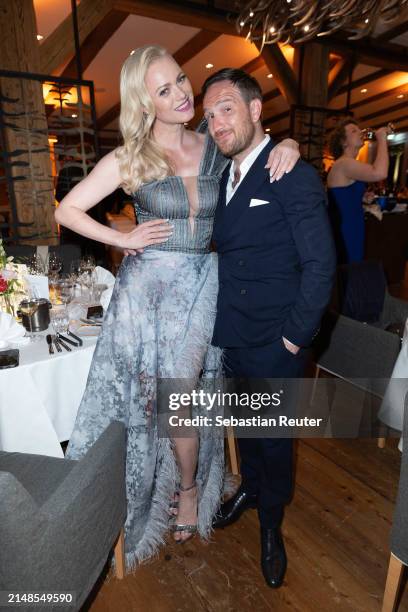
[56,45,300,570]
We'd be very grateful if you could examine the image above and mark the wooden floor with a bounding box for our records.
[86,268,408,612]
[86,437,406,612]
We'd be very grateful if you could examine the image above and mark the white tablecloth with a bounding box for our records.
[378,318,408,450]
[0,330,97,457]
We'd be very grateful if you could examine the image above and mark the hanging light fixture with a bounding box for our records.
[236,0,408,46]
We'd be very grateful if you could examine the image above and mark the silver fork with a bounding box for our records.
[52,334,62,353]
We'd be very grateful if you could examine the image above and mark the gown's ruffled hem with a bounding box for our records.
[123,435,226,572]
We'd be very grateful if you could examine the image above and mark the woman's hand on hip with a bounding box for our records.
[118,219,173,254]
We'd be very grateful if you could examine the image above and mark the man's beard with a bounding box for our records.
[216,120,255,158]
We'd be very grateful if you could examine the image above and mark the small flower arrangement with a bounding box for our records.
[0,239,18,312]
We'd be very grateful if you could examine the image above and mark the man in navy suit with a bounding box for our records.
[202,69,336,588]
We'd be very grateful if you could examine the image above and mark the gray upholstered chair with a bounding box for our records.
[313,262,408,442]
[382,398,408,611]
[0,421,127,612]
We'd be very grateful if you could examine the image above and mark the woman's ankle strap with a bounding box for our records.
[179,482,196,492]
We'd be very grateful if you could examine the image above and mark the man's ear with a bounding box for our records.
[249,98,262,123]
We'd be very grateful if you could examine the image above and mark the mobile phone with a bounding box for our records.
[87,305,103,319]
[0,349,19,369]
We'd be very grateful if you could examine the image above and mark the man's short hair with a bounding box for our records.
[329,118,359,160]
[202,68,262,104]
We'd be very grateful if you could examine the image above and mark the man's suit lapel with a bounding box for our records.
[214,161,230,232]
[224,139,275,226]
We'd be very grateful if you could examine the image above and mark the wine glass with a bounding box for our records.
[19,300,41,342]
[69,259,82,298]
[47,253,63,280]
[70,259,82,277]
[80,255,96,275]
[28,253,46,275]
[78,257,95,304]
[79,270,94,304]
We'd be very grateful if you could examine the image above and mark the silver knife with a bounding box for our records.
[57,332,78,347]
[56,335,71,351]
[46,334,54,355]
[53,335,62,353]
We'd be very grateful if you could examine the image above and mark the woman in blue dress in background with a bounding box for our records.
[55,45,300,570]
[327,118,389,263]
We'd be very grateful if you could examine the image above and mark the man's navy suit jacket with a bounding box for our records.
[212,139,336,349]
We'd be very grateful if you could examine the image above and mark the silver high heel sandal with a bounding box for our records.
[170,482,198,543]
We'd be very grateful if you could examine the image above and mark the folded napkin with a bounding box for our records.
[0,311,29,347]
[92,266,115,312]
[24,274,49,299]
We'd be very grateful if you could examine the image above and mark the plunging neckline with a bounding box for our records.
[138,133,211,236]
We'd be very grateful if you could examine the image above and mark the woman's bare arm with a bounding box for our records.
[265,138,300,182]
[55,150,172,251]
[332,127,389,185]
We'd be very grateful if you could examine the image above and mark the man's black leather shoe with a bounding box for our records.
[260,527,287,588]
[212,488,257,528]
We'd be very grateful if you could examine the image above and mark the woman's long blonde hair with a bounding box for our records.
[115,45,174,194]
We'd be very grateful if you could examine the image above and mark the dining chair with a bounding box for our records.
[382,396,408,612]
[0,421,127,612]
[313,261,408,442]
[226,425,240,475]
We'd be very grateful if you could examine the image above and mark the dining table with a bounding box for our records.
[0,327,98,457]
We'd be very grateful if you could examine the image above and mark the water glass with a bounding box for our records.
[51,309,70,334]
[59,280,74,306]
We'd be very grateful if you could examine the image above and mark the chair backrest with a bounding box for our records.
[336,260,387,323]
[391,396,408,565]
[0,421,127,610]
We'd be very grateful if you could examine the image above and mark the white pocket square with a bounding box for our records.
[249,198,270,207]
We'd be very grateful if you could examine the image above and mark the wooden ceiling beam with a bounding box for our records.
[334,68,390,98]
[40,0,116,75]
[173,30,221,66]
[97,102,121,130]
[114,0,237,35]
[360,99,408,122]
[375,22,408,43]
[242,55,266,74]
[263,110,290,128]
[328,58,354,101]
[61,9,128,79]
[316,34,408,71]
[349,83,408,112]
[258,43,297,106]
[370,114,408,130]
[263,88,281,104]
